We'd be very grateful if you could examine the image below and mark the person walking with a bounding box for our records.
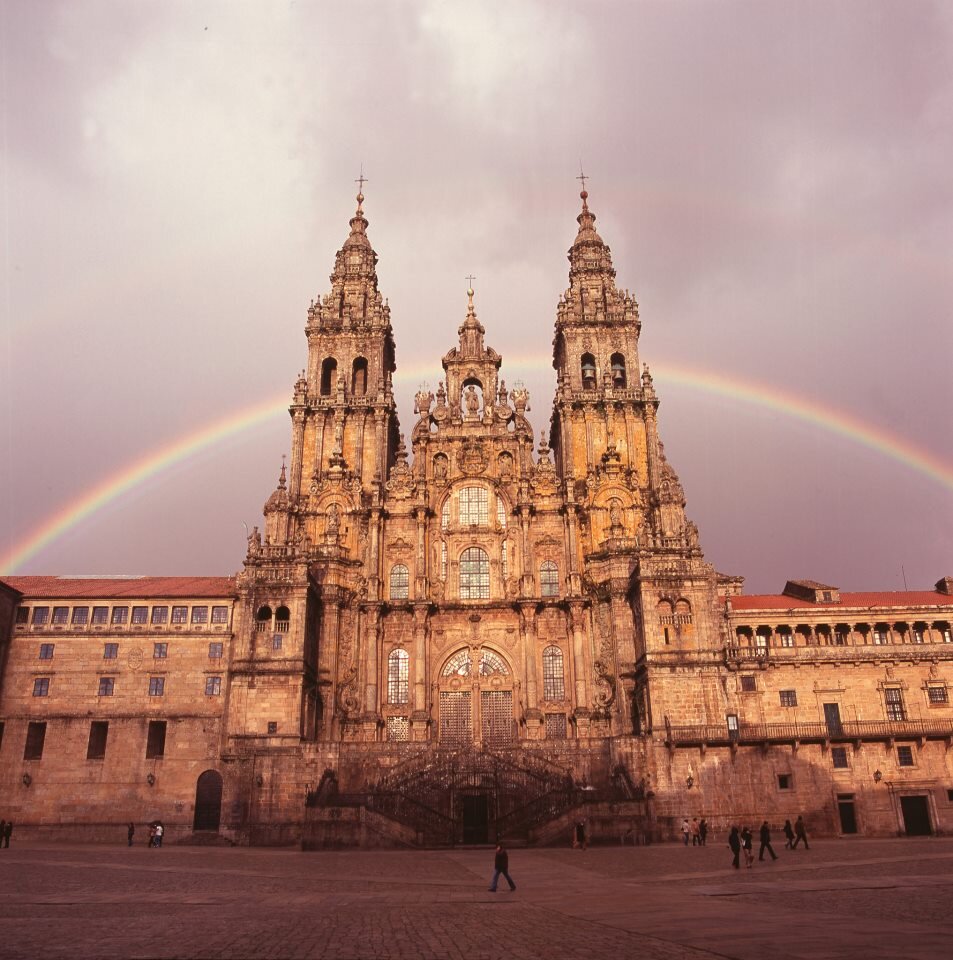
[783,819,795,849]
[154,823,164,847]
[741,826,754,868]
[127,822,136,847]
[0,820,5,849]
[792,815,809,850]
[488,843,516,892]
[3,821,12,848]
[691,818,701,846]
[681,818,690,845]
[728,826,741,869]
[699,818,708,846]
[758,821,778,861]
[148,824,157,848]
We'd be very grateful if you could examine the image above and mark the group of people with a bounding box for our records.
[127,822,164,847]
[0,820,12,847]
[679,817,709,845]
[727,816,809,869]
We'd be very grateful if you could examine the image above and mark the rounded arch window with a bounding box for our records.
[540,561,559,597]
[581,353,597,389]
[390,564,410,600]
[458,486,488,526]
[351,357,368,396]
[440,648,510,677]
[459,547,490,600]
[610,353,627,388]
[542,645,565,700]
[387,648,409,703]
[255,605,272,632]
[320,357,337,396]
[275,606,290,633]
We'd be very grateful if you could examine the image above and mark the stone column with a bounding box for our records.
[289,409,306,499]
[363,606,381,728]
[519,603,541,726]
[569,601,591,737]
[411,605,430,739]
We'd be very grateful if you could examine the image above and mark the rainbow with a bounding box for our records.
[2,360,951,574]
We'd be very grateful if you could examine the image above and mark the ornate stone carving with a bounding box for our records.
[458,440,488,475]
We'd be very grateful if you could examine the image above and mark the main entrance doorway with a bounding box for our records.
[438,648,516,748]
[461,793,490,844]
[193,770,223,831]
[837,794,858,834]
[899,795,932,836]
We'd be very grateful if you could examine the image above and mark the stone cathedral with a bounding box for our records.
[2,188,951,846]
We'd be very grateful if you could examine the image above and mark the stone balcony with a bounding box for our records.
[726,643,953,667]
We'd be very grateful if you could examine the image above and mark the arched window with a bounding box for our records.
[610,353,627,388]
[459,486,488,525]
[581,353,597,389]
[390,564,409,600]
[320,357,337,396]
[540,561,559,597]
[387,649,409,703]
[459,547,490,600]
[255,605,272,632]
[351,357,368,396]
[542,645,565,700]
[441,499,450,531]
[275,606,290,633]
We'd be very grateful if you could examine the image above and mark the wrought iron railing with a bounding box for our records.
[663,717,953,746]
[727,645,953,664]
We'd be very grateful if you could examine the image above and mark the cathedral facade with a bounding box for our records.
[2,189,952,846]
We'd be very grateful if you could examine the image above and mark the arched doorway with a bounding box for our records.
[193,770,223,831]
[437,647,516,749]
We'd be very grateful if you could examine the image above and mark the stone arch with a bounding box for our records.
[351,357,368,396]
[320,357,337,396]
[581,352,597,389]
[610,352,627,387]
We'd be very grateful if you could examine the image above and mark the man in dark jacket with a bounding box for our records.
[759,821,778,861]
[728,826,741,869]
[488,843,516,892]
[792,815,810,850]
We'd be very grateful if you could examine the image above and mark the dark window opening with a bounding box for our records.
[352,357,368,396]
[831,746,849,769]
[87,721,109,760]
[897,745,915,767]
[275,606,291,632]
[24,721,47,760]
[581,353,597,389]
[777,774,792,790]
[146,720,167,759]
[320,357,337,395]
[610,352,626,387]
[740,675,757,692]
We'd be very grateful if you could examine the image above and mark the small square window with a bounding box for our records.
[267,721,278,735]
[92,606,109,625]
[779,690,798,707]
[98,677,115,697]
[131,606,149,625]
[171,606,188,624]
[545,713,567,739]
[51,606,69,625]
[38,643,55,660]
[208,642,223,660]
[211,606,229,624]
[897,745,915,767]
[386,716,409,741]
[149,676,165,697]
[72,606,89,625]
[205,676,222,696]
[151,606,169,625]
[103,643,118,660]
[31,607,50,625]
[191,606,209,624]
[777,773,792,790]
[831,746,849,769]
[32,677,50,697]
[15,607,29,624]
[740,675,757,692]
[273,634,282,650]
[153,642,168,659]
[927,686,948,704]
[111,607,128,625]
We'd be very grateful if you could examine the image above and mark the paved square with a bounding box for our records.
[1,837,952,959]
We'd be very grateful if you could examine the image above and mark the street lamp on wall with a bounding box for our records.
[146,772,156,786]
[873,769,883,783]
[21,773,32,787]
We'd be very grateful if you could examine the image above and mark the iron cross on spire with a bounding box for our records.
[355,165,368,193]
[576,163,588,192]
[465,274,476,289]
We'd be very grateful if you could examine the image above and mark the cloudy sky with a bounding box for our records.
[1,0,951,594]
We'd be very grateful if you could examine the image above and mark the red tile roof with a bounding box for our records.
[6,576,237,600]
[727,590,953,612]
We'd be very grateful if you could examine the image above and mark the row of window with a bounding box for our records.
[32,675,222,698]
[35,641,225,661]
[7,719,169,761]
[18,604,230,627]
[830,744,918,770]
[580,352,628,390]
[388,558,560,600]
[740,677,949,711]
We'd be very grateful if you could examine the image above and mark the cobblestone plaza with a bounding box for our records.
[1,837,952,959]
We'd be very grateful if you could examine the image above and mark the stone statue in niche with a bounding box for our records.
[433,455,448,481]
[326,504,341,543]
[609,498,624,536]
[464,384,481,418]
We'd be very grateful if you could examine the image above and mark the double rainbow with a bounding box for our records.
[2,361,951,574]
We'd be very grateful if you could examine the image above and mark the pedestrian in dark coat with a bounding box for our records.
[127,822,135,847]
[3,821,12,848]
[741,826,754,867]
[728,826,741,869]
[488,843,516,892]
[792,815,809,849]
[699,818,708,846]
[783,819,795,848]
[758,821,778,861]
